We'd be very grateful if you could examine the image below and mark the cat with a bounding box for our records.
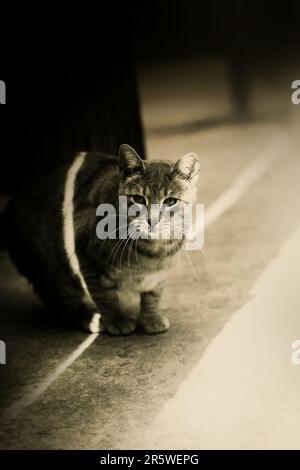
[5,144,199,335]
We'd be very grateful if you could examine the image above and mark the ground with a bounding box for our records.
[0,58,300,449]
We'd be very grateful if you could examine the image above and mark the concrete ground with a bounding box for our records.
[0,58,300,449]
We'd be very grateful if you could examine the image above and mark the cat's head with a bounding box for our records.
[118,144,199,243]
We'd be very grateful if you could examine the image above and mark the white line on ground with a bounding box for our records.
[204,130,291,228]
[139,225,300,450]
[4,127,291,419]
[5,333,99,419]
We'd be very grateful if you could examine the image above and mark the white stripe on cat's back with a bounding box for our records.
[62,152,89,295]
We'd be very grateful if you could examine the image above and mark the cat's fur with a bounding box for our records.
[5,145,199,335]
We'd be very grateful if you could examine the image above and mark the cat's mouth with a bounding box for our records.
[135,229,185,242]
[129,220,186,241]
[135,236,184,257]
[135,226,186,244]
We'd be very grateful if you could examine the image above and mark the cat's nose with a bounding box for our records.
[148,218,159,227]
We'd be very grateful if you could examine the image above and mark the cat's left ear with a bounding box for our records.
[172,153,200,184]
[119,144,145,177]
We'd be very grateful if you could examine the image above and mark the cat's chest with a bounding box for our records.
[126,271,166,292]
[100,269,166,319]
[103,268,166,293]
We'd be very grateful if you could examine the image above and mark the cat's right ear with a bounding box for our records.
[119,144,145,178]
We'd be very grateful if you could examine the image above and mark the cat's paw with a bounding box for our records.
[81,312,102,334]
[104,316,137,336]
[141,315,170,334]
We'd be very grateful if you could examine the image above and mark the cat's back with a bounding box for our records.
[5,151,118,276]
[6,152,118,230]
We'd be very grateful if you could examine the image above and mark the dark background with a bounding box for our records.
[0,0,299,193]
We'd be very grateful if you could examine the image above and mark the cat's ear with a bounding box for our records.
[172,153,200,183]
[119,144,145,177]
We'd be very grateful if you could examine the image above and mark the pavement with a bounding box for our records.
[0,57,300,449]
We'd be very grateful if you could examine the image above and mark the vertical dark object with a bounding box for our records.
[227,1,251,120]
[228,58,250,120]
[0,5,145,194]
[81,58,145,158]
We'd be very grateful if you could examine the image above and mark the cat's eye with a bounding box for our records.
[163,197,178,207]
[131,195,146,205]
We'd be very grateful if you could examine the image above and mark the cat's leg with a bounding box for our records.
[90,286,138,336]
[101,294,138,336]
[83,270,138,336]
[140,283,170,334]
[62,296,102,334]
[76,294,102,334]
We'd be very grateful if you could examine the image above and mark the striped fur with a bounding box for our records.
[5,145,199,335]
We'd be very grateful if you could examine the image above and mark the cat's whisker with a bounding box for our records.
[174,226,206,258]
[98,221,128,255]
[105,222,138,265]
[106,237,123,265]
[177,246,181,268]
[134,239,139,264]
[182,245,199,281]
[107,235,128,266]
[127,240,133,270]
[119,226,136,269]
[127,227,137,270]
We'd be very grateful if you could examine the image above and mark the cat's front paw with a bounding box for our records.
[104,315,137,336]
[141,315,170,334]
[81,312,102,334]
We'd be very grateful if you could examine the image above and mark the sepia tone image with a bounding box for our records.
[0,1,300,454]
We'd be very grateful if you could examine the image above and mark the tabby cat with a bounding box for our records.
[5,145,199,335]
